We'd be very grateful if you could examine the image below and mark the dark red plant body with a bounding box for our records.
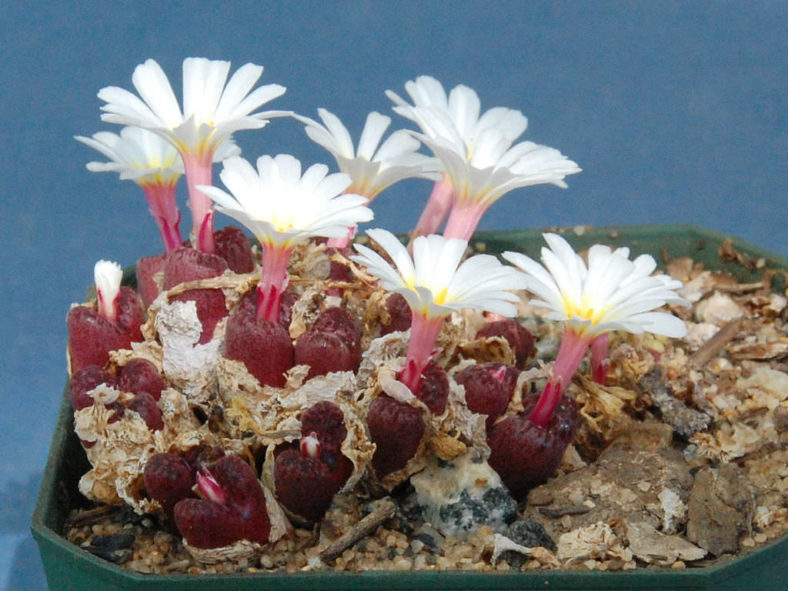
[413,359,449,415]
[380,292,412,335]
[136,226,253,308]
[70,365,117,411]
[67,287,144,372]
[455,362,519,428]
[487,392,578,499]
[135,253,166,308]
[144,453,195,518]
[213,226,255,274]
[163,246,229,344]
[126,392,163,431]
[117,358,164,401]
[294,307,363,379]
[71,360,165,431]
[367,394,425,478]
[173,455,271,549]
[476,318,535,367]
[224,291,294,387]
[274,402,352,522]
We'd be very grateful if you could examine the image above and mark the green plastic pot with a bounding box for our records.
[32,225,788,590]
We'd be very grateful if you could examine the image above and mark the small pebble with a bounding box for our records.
[393,556,412,570]
[505,519,556,551]
[527,488,553,506]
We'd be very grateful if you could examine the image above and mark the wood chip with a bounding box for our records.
[64,505,119,528]
[165,273,258,297]
[717,239,760,271]
[712,280,768,293]
[728,339,788,361]
[689,318,742,368]
[320,499,396,561]
[538,505,592,519]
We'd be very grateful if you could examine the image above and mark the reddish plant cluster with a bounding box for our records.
[295,307,363,379]
[224,290,294,388]
[274,401,353,522]
[70,358,164,432]
[65,61,697,562]
[67,230,586,554]
[144,450,271,549]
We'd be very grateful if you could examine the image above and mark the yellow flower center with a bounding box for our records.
[270,212,295,233]
[434,287,449,305]
[564,297,600,324]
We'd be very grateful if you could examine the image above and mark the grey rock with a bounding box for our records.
[686,463,754,556]
[523,429,693,541]
[626,519,706,565]
[412,523,445,552]
[410,453,516,538]
[639,368,711,438]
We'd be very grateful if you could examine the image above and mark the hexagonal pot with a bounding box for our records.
[32,225,788,590]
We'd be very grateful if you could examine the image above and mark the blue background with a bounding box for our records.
[1,1,785,588]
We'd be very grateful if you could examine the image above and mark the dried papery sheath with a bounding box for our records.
[94,260,123,322]
[98,57,287,252]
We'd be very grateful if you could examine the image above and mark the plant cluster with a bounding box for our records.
[67,57,687,556]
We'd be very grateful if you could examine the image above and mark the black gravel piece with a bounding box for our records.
[86,533,136,564]
[500,519,556,568]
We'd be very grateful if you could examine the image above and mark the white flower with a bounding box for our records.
[197,154,373,249]
[503,233,688,338]
[352,228,526,318]
[75,126,242,252]
[97,58,288,252]
[297,108,439,200]
[386,75,528,157]
[75,127,183,185]
[98,58,286,157]
[401,101,580,205]
[94,260,123,321]
[75,127,242,185]
[388,76,580,239]
[423,132,581,209]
